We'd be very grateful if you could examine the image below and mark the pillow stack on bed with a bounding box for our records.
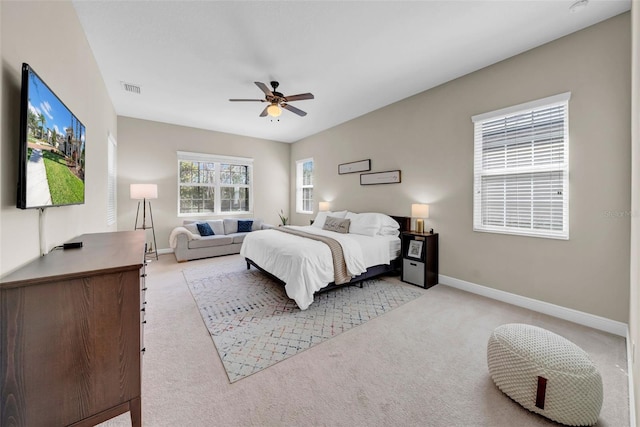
[312,211,400,237]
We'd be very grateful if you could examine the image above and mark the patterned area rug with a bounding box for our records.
[183,261,424,383]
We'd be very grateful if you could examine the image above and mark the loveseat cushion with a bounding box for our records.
[187,235,234,249]
[183,223,199,235]
[207,220,225,235]
[223,219,238,234]
[229,233,247,244]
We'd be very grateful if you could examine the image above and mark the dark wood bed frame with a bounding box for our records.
[245,215,411,294]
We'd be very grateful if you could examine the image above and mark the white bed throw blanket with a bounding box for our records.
[240,226,390,310]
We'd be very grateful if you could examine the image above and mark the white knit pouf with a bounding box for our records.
[487,323,603,426]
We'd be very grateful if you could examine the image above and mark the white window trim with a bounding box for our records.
[177,151,253,217]
[296,158,314,214]
[106,133,117,226]
[472,92,571,240]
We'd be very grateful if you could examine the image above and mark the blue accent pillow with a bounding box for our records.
[196,222,214,236]
[237,220,253,233]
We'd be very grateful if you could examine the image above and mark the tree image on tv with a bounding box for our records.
[26,71,85,207]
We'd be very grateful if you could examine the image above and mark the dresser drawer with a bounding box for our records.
[403,259,424,287]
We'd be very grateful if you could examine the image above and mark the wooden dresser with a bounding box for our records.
[1,231,146,427]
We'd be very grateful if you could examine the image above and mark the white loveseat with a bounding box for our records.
[170,218,273,262]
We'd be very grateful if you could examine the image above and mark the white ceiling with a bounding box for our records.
[72,0,630,144]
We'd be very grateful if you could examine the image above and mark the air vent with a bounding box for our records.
[120,81,141,94]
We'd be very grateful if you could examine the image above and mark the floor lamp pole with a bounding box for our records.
[134,198,158,260]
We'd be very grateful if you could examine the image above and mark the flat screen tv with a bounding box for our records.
[17,63,85,209]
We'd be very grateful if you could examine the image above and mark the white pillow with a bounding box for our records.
[346,212,381,237]
[312,212,329,228]
[379,214,400,230]
[378,227,400,237]
[312,211,346,228]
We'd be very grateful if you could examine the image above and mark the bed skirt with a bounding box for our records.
[245,257,400,294]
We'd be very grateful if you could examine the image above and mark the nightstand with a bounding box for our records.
[401,231,439,288]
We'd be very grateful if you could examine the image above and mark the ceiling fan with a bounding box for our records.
[229,81,314,118]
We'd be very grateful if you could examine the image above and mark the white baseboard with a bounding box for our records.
[438,275,627,337]
[157,248,173,255]
[627,327,637,427]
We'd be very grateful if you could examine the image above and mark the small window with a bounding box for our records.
[472,92,570,239]
[106,133,117,226]
[177,151,253,216]
[296,158,314,214]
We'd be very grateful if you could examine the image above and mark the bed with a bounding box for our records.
[240,212,410,310]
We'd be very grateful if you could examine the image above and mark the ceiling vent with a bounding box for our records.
[120,81,141,94]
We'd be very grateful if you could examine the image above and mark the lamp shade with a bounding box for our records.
[319,201,330,212]
[130,183,158,200]
[411,203,429,218]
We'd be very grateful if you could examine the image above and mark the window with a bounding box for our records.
[472,92,570,239]
[106,133,117,226]
[296,158,314,213]
[177,151,253,216]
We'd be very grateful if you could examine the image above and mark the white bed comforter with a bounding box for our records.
[240,226,397,310]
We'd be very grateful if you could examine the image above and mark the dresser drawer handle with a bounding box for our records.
[410,262,417,267]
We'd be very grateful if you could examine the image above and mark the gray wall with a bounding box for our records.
[0,1,117,275]
[116,117,290,250]
[291,13,631,322]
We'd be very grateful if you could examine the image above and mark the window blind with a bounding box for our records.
[106,134,117,226]
[296,158,314,213]
[472,93,570,239]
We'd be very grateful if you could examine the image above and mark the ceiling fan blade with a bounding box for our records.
[229,99,265,102]
[282,103,307,117]
[284,93,314,102]
[255,82,273,97]
[259,105,269,117]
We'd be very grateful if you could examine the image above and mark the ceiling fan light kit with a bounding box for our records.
[230,81,314,118]
[267,104,282,117]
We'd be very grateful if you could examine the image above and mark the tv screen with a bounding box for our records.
[17,63,85,209]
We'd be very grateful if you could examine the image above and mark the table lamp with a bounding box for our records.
[411,203,429,233]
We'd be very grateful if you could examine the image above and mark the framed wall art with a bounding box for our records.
[338,159,371,175]
[360,170,401,185]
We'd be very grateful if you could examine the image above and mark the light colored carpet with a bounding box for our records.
[99,254,629,427]
[184,263,424,382]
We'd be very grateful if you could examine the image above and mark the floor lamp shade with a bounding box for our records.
[130,184,158,200]
[131,183,158,260]
[411,204,429,233]
[319,201,330,212]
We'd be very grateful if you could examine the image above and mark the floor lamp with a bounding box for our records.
[131,183,158,260]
